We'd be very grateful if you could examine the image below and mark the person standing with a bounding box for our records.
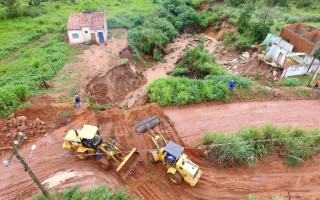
[229,80,235,91]
[75,95,81,109]
[313,80,320,89]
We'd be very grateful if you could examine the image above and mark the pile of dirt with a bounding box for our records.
[119,47,144,70]
[0,114,47,152]
[85,64,146,107]
[236,58,284,81]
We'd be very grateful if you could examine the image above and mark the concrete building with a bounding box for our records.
[280,23,320,54]
[67,11,107,44]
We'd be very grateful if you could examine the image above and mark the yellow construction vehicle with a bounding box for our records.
[63,124,140,178]
[135,115,202,186]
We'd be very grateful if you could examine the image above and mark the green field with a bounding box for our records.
[0,0,154,118]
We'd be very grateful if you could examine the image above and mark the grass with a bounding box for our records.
[31,184,138,200]
[0,0,154,60]
[203,124,320,167]
[0,0,155,118]
[147,45,254,106]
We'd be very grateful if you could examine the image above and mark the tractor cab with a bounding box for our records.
[63,124,102,150]
[163,141,184,166]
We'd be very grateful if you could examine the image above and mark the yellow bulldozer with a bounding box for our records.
[63,124,140,178]
[135,115,202,186]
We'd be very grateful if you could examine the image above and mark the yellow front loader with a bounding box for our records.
[135,115,202,186]
[63,124,140,179]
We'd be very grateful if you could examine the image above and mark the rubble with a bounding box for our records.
[0,116,48,147]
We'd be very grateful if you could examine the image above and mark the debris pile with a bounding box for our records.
[0,114,47,150]
[85,64,146,107]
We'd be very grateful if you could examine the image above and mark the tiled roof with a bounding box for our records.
[67,12,105,30]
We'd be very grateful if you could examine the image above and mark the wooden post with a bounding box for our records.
[3,133,52,200]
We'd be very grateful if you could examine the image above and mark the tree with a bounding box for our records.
[236,4,255,33]
[263,0,288,23]
[0,0,17,12]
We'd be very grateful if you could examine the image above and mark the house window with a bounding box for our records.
[72,33,79,39]
[85,31,88,34]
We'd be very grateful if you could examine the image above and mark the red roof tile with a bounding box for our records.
[67,12,105,30]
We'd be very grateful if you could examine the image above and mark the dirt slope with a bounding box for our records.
[164,100,320,144]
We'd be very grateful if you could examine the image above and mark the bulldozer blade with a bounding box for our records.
[134,115,160,134]
[116,148,141,179]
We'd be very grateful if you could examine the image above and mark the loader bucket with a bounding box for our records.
[135,115,160,134]
[116,148,141,179]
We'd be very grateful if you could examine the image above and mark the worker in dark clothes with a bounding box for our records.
[313,80,320,90]
[75,95,81,109]
[229,80,235,91]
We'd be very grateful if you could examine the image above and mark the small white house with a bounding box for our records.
[67,11,107,44]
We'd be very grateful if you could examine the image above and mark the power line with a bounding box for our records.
[2,134,320,163]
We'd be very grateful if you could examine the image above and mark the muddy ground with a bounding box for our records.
[1,101,320,200]
[1,28,320,200]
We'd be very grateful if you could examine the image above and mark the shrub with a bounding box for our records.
[153,49,163,62]
[198,11,218,29]
[278,78,301,87]
[147,77,231,106]
[203,124,320,167]
[128,17,178,60]
[32,184,132,200]
[175,8,199,30]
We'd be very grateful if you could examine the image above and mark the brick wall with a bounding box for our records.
[280,29,314,53]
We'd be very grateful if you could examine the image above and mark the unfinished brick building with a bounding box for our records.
[280,23,320,54]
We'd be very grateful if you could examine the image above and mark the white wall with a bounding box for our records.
[67,30,85,44]
[81,27,91,41]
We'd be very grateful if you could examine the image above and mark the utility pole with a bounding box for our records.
[307,63,320,87]
[306,49,320,74]
[307,49,320,87]
[3,132,52,200]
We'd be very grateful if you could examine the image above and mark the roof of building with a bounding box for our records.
[67,12,105,30]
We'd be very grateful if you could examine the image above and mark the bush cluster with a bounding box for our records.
[278,77,301,87]
[148,45,253,106]
[128,0,218,61]
[0,33,68,118]
[32,185,135,200]
[203,124,320,167]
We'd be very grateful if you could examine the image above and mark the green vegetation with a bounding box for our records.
[0,0,155,118]
[277,77,301,87]
[248,194,283,200]
[127,0,218,60]
[203,124,320,167]
[148,45,253,106]
[0,33,68,118]
[32,184,137,200]
[217,0,320,48]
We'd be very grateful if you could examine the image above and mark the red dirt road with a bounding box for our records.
[164,100,320,144]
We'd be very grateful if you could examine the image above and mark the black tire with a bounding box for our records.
[97,158,111,170]
[147,151,156,164]
[167,172,182,185]
[76,151,88,160]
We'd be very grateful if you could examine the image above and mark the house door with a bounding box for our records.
[98,32,104,43]
[91,33,97,43]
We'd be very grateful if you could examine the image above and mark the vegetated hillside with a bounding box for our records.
[147,44,254,106]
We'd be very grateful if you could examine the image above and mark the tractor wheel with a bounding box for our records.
[76,151,88,160]
[167,172,182,185]
[97,158,111,170]
[147,151,156,164]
